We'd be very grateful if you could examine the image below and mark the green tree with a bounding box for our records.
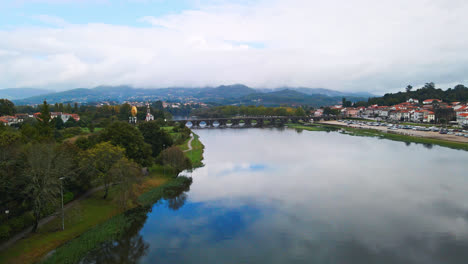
[119,103,132,121]
[0,99,16,116]
[81,142,125,199]
[342,98,352,107]
[294,107,306,116]
[64,117,78,128]
[138,121,173,158]
[99,122,152,166]
[55,116,64,130]
[406,85,413,93]
[109,158,142,210]
[23,143,73,232]
[160,146,192,175]
[73,102,78,113]
[37,100,53,139]
[65,103,72,113]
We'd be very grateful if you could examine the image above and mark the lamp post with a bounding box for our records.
[163,144,166,177]
[5,210,9,221]
[59,177,65,231]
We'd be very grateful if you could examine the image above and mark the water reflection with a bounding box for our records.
[82,128,468,264]
[80,207,150,264]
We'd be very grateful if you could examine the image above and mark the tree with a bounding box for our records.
[64,117,78,128]
[405,85,413,93]
[55,116,64,130]
[342,98,352,107]
[99,122,152,166]
[160,146,192,175]
[138,121,173,158]
[109,158,142,210]
[37,100,53,139]
[65,103,72,113]
[81,142,125,199]
[119,103,132,121]
[0,99,15,116]
[23,143,73,232]
[294,107,306,116]
[73,102,78,113]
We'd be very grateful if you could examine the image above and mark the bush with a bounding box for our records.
[0,224,11,240]
[9,213,34,232]
[63,191,75,204]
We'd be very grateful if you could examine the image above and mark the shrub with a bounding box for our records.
[63,191,75,204]
[0,225,11,240]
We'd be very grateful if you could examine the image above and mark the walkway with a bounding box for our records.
[0,185,105,252]
[183,133,194,153]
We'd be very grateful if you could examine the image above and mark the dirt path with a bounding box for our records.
[183,133,194,153]
[321,121,468,143]
[0,185,105,252]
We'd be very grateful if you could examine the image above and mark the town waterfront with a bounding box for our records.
[76,127,468,263]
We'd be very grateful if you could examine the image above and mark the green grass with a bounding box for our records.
[287,123,468,151]
[0,171,173,264]
[179,133,205,168]
[0,130,206,264]
[0,190,121,264]
[80,127,103,133]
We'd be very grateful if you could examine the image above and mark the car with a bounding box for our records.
[464,134,468,138]
[439,129,448,134]
[456,133,464,136]
[447,132,454,135]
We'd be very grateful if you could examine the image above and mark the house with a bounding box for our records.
[457,113,468,126]
[423,99,442,105]
[407,98,419,104]
[314,109,324,117]
[411,110,425,122]
[389,111,402,121]
[423,111,435,123]
[376,107,389,118]
[14,114,29,122]
[0,116,19,126]
[343,108,360,117]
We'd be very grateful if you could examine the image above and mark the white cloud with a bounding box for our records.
[1,0,468,93]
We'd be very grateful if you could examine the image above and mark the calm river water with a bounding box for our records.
[82,128,468,264]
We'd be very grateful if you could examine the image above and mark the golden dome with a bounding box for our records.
[131,106,138,117]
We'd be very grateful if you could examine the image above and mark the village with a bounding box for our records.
[314,98,468,126]
[0,112,80,126]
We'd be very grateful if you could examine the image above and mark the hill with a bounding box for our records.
[10,85,368,107]
[0,88,51,100]
[367,83,468,106]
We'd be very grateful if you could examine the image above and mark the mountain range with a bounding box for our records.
[1,85,374,107]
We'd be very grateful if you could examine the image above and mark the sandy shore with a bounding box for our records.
[320,121,468,144]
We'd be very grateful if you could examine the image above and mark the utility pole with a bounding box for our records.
[59,177,65,231]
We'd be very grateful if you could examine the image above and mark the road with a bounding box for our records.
[322,121,468,143]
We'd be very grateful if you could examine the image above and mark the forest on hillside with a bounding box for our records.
[366,83,468,106]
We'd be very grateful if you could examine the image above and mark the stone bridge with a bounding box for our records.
[174,116,335,128]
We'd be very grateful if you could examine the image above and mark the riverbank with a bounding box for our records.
[0,133,205,264]
[179,133,204,168]
[287,122,468,151]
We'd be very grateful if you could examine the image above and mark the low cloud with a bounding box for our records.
[1,0,468,93]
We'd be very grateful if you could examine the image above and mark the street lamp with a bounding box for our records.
[59,177,65,231]
[163,144,166,177]
[5,210,9,221]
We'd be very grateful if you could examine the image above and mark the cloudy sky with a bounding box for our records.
[1,0,468,94]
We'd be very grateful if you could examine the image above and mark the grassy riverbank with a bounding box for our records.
[179,133,205,168]
[287,123,468,151]
[0,133,204,264]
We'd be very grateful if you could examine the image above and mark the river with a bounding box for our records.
[81,128,468,263]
